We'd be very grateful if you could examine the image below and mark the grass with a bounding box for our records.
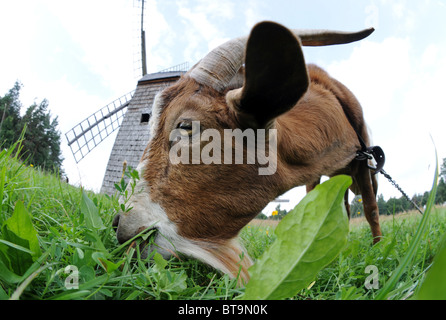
[0,141,445,300]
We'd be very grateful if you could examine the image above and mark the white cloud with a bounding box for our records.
[0,2,38,104]
[420,44,439,68]
[176,0,235,62]
[328,37,412,123]
[178,6,219,41]
[144,0,176,73]
[243,0,268,33]
[39,0,139,94]
[391,2,405,18]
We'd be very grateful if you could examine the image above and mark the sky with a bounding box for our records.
[1,0,445,215]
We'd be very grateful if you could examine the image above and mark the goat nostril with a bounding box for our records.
[112,214,120,231]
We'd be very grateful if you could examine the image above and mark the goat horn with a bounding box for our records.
[188,22,374,92]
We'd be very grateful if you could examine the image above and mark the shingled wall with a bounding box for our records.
[100,71,183,195]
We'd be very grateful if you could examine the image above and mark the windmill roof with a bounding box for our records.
[138,71,185,84]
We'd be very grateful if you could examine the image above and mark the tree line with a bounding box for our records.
[374,159,446,216]
[0,81,63,174]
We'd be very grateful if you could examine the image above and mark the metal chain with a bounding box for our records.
[379,169,424,215]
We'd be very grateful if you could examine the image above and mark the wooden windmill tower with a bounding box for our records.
[64,0,188,195]
[99,64,187,195]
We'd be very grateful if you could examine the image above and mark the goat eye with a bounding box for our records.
[177,120,198,136]
[178,122,193,131]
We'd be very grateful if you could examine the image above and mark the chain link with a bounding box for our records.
[379,169,424,215]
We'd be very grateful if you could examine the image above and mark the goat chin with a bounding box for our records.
[146,230,252,285]
[117,159,252,284]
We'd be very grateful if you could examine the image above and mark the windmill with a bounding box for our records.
[64,0,188,194]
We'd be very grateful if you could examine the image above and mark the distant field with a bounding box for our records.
[251,209,435,228]
[350,210,428,226]
[248,219,280,227]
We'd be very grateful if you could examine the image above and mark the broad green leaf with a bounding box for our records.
[0,227,33,276]
[80,190,107,253]
[92,252,124,275]
[4,201,42,259]
[0,285,9,300]
[83,229,107,252]
[80,189,105,230]
[0,258,23,284]
[0,201,41,276]
[153,252,168,271]
[243,175,351,300]
[152,252,188,297]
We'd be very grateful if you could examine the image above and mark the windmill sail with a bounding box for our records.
[65,90,135,163]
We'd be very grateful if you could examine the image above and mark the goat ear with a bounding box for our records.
[226,21,309,129]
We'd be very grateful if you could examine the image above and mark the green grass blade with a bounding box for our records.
[48,290,92,300]
[80,189,105,230]
[375,155,438,300]
[0,239,35,255]
[415,233,446,299]
[9,263,55,300]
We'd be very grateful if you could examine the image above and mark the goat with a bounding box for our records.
[112,21,382,283]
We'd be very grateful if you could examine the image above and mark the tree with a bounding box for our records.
[377,194,388,215]
[270,204,288,220]
[350,195,364,217]
[0,82,63,174]
[356,157,446,217]
[20,99,63,173]
[412,193,424,210]
[256,212,268,220]
[0,81,22,145]
[399,195,408,212]
[441,158,446,180]
[421,191,430,207]
[437,158,446,205]
[386,197,402,214]
[437,178,446,205]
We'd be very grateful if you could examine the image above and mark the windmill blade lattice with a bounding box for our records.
[65,90,135,163]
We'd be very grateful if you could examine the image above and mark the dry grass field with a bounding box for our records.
[248,218,280,227]
[250,207,444,230]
